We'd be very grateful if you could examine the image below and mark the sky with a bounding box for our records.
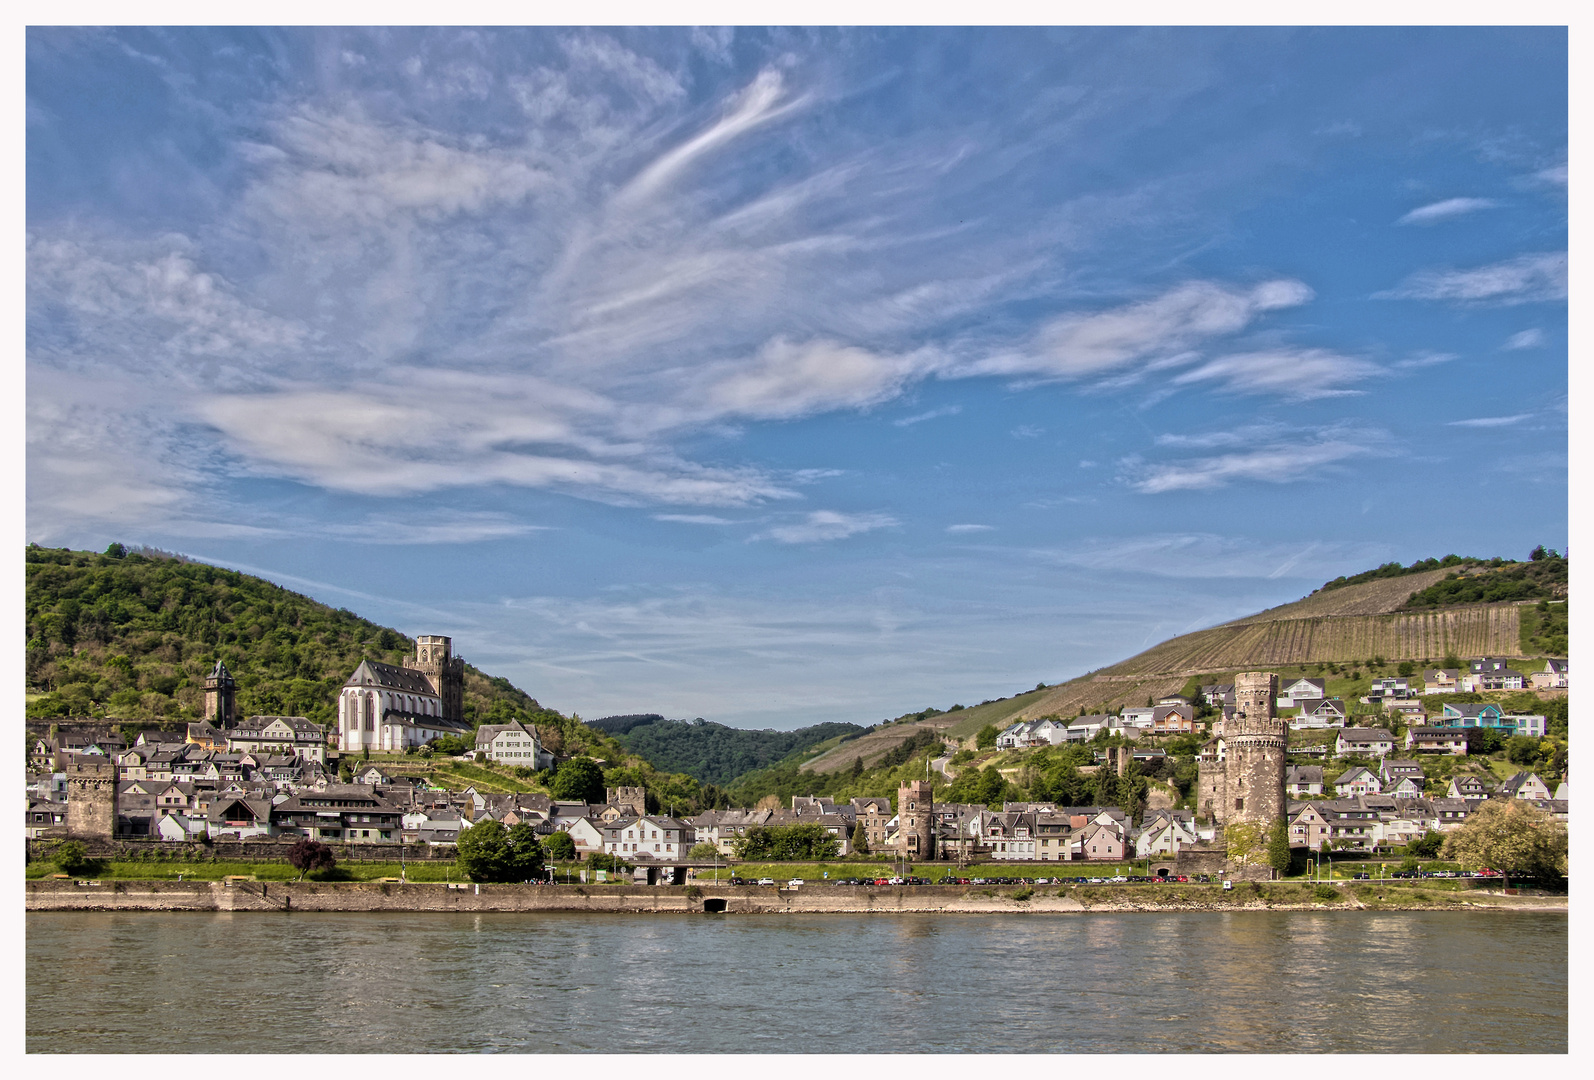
[25,26,1568,730]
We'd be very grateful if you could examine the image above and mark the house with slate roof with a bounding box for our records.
[1531,659,1568,691]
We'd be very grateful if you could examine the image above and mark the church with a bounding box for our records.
[337,634,473,753]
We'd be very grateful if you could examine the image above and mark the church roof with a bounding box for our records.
[343,660,437,695]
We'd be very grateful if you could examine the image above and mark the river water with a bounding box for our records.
[27,910,1565,1053]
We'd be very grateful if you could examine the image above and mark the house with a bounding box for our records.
[1379,759,1425,789]
[1384,700,1428,723]
[1080,818,1127,861]
[1334,767,1381,797]
[1421,669,1461,695]
[205,794,276,840]
[1285,765,1324,797]
[353,765,391,785]
[1530,659,1568,691]
[1335,728,1395,757]
[983,811,1038,860]
[1365,677,1415,701]
[271,785,403,842]
[1119,707,1157,730]
[1437,702,1505,730]
[602,815,690,860]
[1447,775,1493,801]
[1461,667,1526,692]
[185,721,225,751]
[1277,678,1327,708]
[1150,704,1197,735]
[1134,810,1198,858]
[1431,797,1472,829]
[1060,715,1123,742]
[1200,684,1234,706]
[475,721,555,770]
[1290,698,1348,729]
[1288,802,1332,850]
[1406,727,1468,756]
[1497,772,1552,801]
[1502,714,1548,738]
[224,715,330,763]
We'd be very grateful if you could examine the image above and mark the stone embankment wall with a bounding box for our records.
[28,879,1550,915]
[26,837,449,863]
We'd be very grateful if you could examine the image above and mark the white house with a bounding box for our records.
[603,815,690,860]
[1336,728,1396,757]
[1334,767,1381,797]
[475,721,555,769]
[225,715,329,763]
[1290,698,1348,729]
[1277,678,1327,708]
[1134,812,1198,858]
[1120,707,1157,729]
[1531,659,1568,691]
[1421,669,1461,695]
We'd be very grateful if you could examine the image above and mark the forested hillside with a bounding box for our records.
[590,715,866,785]
[26,544,556,736]
[1402,553,1567,608]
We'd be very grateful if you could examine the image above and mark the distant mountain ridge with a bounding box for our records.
[590,714,866,785]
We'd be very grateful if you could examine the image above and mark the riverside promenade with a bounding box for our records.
[24,878,1565,915]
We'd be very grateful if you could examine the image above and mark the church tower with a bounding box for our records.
[407,635,465,723]
[1222,671,1287,827]
[203,659,237,727]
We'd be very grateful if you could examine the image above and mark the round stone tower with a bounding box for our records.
[1223,671,1287,826]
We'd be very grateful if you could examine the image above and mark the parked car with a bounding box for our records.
[756,877,776,886]
[787,878,805,887]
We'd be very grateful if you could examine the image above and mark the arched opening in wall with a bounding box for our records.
[702,898,727,913]
[1153,865,1173,879]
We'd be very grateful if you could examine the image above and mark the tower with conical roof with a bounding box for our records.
[203,659,237,727]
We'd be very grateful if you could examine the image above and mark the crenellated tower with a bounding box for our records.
[406,635,465,723]
[1222,671,1288,827]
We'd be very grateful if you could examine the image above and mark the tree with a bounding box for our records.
[733,823,841,861]
[456,820,546,882]
[287,838,336,880]
[1224,821,1264,867]
[1266,818,1292,875]
[1407,830,1444,858]
[1398,661,1416,677]
[1440,799,1567,879]
[851,755,864,779]
[542,830,577,861]
[1506,736,1541,766]
[688,842,719,859]
[975,724,1000,750]
[104,542,126,559]
[850,821,870,855]
[550,757,606,803]
[53,840,90,876]
[1464,727,1505,756]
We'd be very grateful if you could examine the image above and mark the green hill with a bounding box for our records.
[588,715,866,785]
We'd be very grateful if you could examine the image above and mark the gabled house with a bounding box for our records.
[1200,684,1234,706]
[602,815,690,861]
[1447,775,1492,800]
[1497,772,1552,801]
[1134,810,1198,858]
[1365,677,1415,701]
[225,715,330,763]
[1531,659,1568,691]
[1286,765,1324,797]
[1290,698,1348,729]
[1379,759,1425,789]
[1288,802,1331,850]
[1334,767,1381,797]
[1150,704,1197,735]
[1277,678,1327,708]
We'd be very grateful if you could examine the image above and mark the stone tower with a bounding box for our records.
[896,780,934,861]
[406,635,465,723]
[607,787,646,816]
[1221,671,1287,828]
[65,760,116,838]
[203,659,237,727]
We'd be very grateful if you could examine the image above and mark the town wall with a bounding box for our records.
[64,762,116,838]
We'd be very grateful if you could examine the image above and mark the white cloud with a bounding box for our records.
[893,404,962,427]
[962,279,1313,381]
[653,514,737,525]
[1025,533,1387,581]
[1126,428,1383,494]
[1396,197,1498,225]
[752,510,898,544]
[1447,414,1532,428]
[1533,164,1567,187]
[1503,329,1544,350]
[1010,425,1044,439]
[1170,348,1379,400]
[1393,351,1458,370]
[946,523,995,533]
[1383,251,1567,304]
[702,338,937,421]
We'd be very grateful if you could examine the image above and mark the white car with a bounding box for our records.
[787,878,805,887]
[756,877,776,886]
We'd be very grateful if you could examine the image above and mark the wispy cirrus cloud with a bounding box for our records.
[893,404,962,427]
[1169,347,1380,400]
[752,510,898,544]
[1124,425,1385,494]
[1503,329,1544,350]
[653,513,738,525]
[1381,251,1567,304]
[946,523,995,533]
[1447,414,1532,428]
[1396,197,1498,225]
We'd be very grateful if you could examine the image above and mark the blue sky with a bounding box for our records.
[26,27,1567,729]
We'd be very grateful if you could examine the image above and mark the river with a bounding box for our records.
[26,910,1565,1053]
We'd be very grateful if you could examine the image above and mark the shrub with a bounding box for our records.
[1313,884,1339,902]
[54,840,90,876]
[287,838,336,880]
[1011,887,1033,902]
